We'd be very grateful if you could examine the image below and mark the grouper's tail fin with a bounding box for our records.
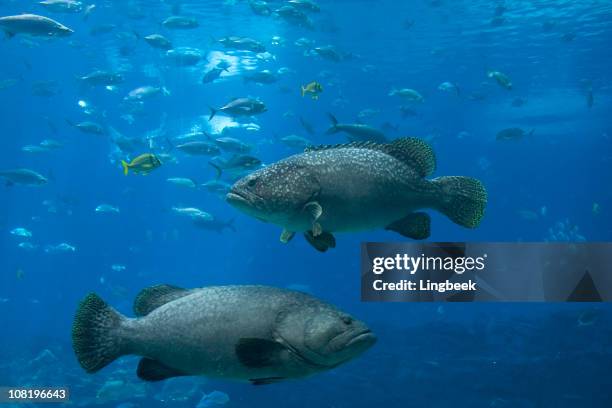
[72,293,128,373]
[432,176,487,228]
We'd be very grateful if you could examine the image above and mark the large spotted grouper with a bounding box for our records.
[72,285,376,385]
[226,137,487,251]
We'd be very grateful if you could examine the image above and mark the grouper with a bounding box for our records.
[72,285,376,384]
[226,138,487,251]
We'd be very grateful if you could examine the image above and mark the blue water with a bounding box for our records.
[1,0,611,407]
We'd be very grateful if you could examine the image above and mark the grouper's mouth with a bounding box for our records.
[346,329,376,348]
[226,189,268,222]
[301,328,377,369]
[226,191,249,206]
[329,328,376,348]
[325,328,377,367]
[226,186,260,208]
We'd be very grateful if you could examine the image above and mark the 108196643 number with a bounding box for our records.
[0,387,70,403]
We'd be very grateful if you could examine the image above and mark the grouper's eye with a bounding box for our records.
[247,178,257,188]
[341,316,353,325]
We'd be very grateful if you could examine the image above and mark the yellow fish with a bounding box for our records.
[301,81,323,100]
[121,153,162,176]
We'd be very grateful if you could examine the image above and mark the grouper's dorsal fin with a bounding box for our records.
[305,137,436,177]
[133,284,192,317]
[304,141,375,153]
[387,138,436,176]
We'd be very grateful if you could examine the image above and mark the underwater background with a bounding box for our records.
[1,0,611,407]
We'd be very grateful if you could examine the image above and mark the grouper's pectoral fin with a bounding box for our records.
[303,201,323,236]
[137,358,189,382]
[304,230,336,252]
[235,338,286,368]
[249,377,287,386]
[279,229,295,243]
[385,212,431,240]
